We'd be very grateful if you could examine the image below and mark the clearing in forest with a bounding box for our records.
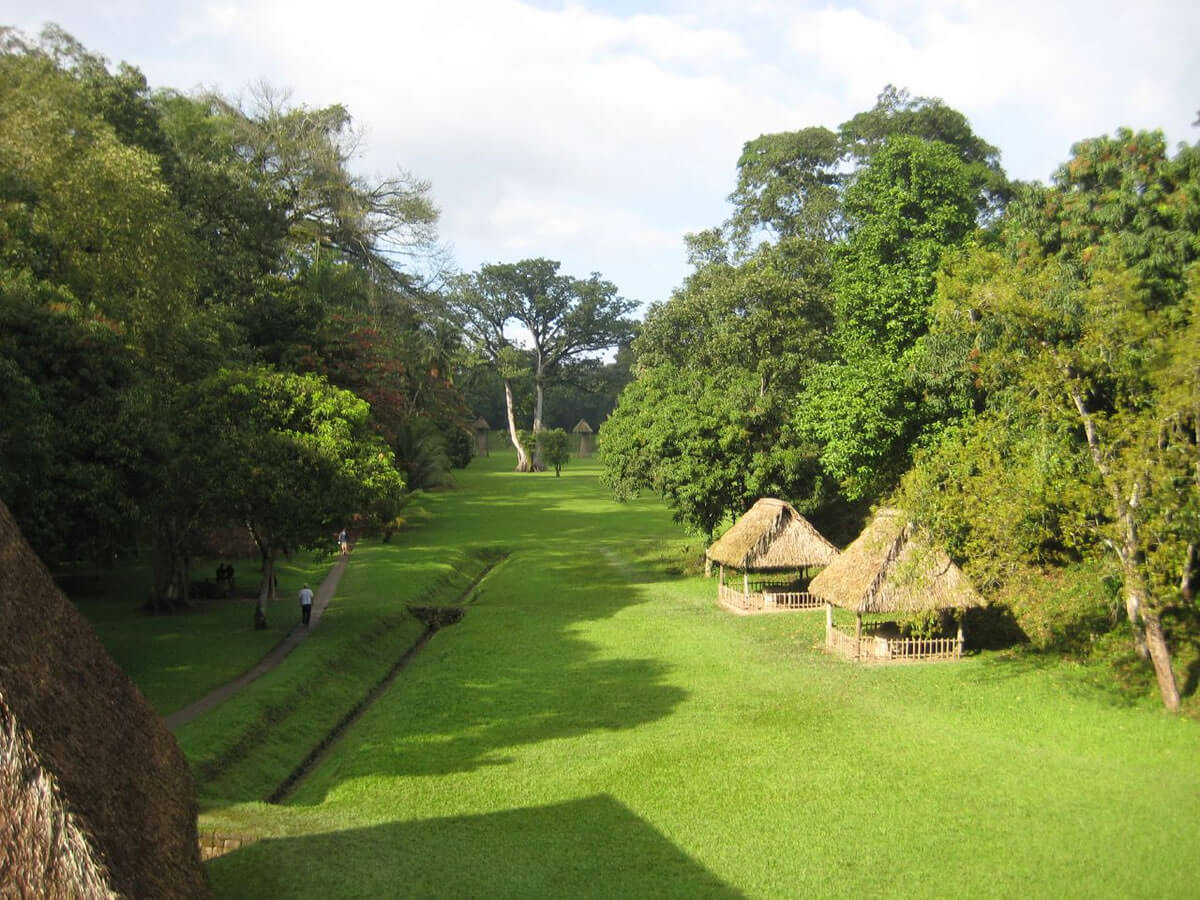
[131,456,1200,897]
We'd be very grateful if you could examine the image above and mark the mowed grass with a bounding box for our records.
[74,554,336,715]
[191,453,1200,899]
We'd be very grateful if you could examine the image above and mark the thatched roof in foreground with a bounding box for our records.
[0,500,208,899]
[706,498,839,571]
[809,508,982,614]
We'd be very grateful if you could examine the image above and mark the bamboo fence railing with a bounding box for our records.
[718,583,823,614]
[824,623,962,662]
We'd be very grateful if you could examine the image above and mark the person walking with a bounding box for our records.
[338,527,350,555]
[299,583,314,626]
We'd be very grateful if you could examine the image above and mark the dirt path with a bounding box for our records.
[164,555,349,731]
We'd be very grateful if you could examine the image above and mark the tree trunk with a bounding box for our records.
[248,520,275,630]
[150,515,191,613]
[254,547,275,631]
[504,379,531,472]
[530,377,547,472]
[1143,612,1181,712]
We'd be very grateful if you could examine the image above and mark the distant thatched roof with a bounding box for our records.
[706,498,839,571]
[572,419,594,434]
[472,416,490,430]
[808,508,982,614]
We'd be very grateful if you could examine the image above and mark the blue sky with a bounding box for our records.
[5,0,1198,313]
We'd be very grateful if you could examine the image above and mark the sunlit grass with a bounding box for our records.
[74,554,335,715]
[191,454,1200,898]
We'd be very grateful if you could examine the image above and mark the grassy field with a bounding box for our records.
[88,453,1200,897]
[73,554,336,715]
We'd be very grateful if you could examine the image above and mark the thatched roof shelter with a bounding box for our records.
[572,419,595,457]
[706,499,839,614]
[707,498,838,572]
[810,508,982,662]
[809,508,982,614]
[0,500,209,898]
[472,416,491,456]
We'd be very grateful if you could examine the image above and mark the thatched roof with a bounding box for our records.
[706,498,839,571]
[1,691,118,898]
[572,419,594,434]
[808,508,983,614]
[0,500,209,898]
[472,416,491,431]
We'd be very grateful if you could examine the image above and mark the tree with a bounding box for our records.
[798,135,980,499]
[601,238,833,536]
[192,367,405,628]
[727,126,844,246]
[539,429,569,477]
[453,259,636,471]
[211,86,442,288]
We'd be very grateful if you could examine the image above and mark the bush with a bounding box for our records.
[445,425,474,469]
[1000,560,1122,652]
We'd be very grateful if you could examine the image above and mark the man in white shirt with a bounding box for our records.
[299,583,314,626]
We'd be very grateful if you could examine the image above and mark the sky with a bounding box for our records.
[5,0,1199,313]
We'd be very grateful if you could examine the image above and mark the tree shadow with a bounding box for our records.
[207,795,744,899]
[285,550,689,794]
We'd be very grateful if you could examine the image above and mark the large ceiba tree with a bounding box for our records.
[453,259,636,471]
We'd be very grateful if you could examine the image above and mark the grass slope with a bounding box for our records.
[188,454,1200,898]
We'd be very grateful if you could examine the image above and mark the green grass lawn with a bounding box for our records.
[150,453,1197,899]
[74,554,336,715]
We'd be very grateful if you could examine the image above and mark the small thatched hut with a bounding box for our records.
[809,508,983,662]
[0,500,209,898]
[706,498,839,614]
[572,419,595,457]
[472,416,491,456]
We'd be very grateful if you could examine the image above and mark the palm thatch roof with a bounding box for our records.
[572,419,594,434]
[809,508,982,614]
[706,498,839,571]
[0,500,208,898]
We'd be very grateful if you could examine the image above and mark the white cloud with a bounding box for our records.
[9,0,1200,306]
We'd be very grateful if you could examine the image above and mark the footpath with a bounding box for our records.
[164,555,348,731]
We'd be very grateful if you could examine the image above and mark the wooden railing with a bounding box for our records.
[826,625,859,658]
[718,583,754,611]
[825,625,962,662]
[719,584,824,614]
[762,591,823,610]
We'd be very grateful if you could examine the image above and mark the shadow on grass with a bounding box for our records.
[287,551,689,791]
[207,795,743,899]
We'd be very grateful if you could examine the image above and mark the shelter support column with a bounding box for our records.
[825,603,832,646]
[956,613,964,659]
[855,613,862,661]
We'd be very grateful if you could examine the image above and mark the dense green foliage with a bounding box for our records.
[601,86,1199,708]
[0,26,472,619]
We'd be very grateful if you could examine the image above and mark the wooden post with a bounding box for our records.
[825,603,833,646]
[743,570,750,608]
[956,612,964,660]
[855,612,863,660]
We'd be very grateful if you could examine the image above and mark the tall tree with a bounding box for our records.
[904,131,1200,710]
[799,135,979,499]
[602,238,833,535]
[454,259,636,471]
